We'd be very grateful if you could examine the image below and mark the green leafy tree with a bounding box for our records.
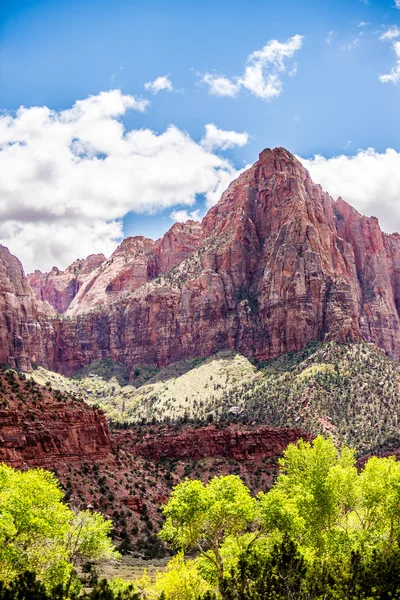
[258,436,361,556]
[135,552,211,600]
[159,475,256,597]
[0,464,118,596]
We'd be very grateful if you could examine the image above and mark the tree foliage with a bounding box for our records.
[160,475,256,591]
[158,436,400,599]
[0,464,118,595]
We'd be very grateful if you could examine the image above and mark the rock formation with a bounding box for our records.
[4,146,400,375]
[0,369,111,467]
[0,245,55,371]
[130,424,311,461]
[27,222,202,316]
[27,253,106,314]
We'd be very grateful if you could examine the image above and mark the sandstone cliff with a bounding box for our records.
[28,222,202,316]
[129,424,311,461]
[27,253,106,314]
[5,146,400,374]
[0,369,111,467]
[0,245,55,371]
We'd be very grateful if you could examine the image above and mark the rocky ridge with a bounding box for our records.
[130,424,311,462]
[0,368,111,467]
[4,147,400,375]
[27,221,202,316]
[28,253,106,314]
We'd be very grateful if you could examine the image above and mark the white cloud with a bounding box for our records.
[358,21,369,27]
[325,31,336,44]
[144,75,173,94]
[201,73,240,97]
[0,90,244,272]
[379,40,400,83]
[299,148,400,234]
[342,37,361,51]
[170,208,201,222]
[379,26,400,40]
[379,26,400,83]
[200,124,249,151]
[396,0,400,8]
[201,35,303,101]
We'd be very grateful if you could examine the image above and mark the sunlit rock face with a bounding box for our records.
[0,371,111,468]
[4,146,400,375]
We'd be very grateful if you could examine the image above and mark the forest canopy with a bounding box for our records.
[2,437,400,599]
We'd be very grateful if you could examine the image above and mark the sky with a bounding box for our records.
[1,0,400,272]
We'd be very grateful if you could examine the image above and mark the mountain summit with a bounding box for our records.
[3,147,400,375]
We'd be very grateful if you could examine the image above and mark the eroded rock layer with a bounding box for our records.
[130,425,311,461]
[0,370,111,467]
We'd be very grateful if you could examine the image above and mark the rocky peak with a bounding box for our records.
[62,221,202,316]
[4,146,400,375]
[27,253,106,314]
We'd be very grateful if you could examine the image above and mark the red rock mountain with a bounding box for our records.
[4,147,400,375]
[28,253,106,314]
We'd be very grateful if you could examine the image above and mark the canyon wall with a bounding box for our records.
[129,425,311,461]
[0,370,111,467]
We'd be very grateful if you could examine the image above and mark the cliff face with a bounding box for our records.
[0,369,111,467]
[28,222,202,317]
[5,146,400,375]
[27,253,106,314]
[130,425,311,461]
[0,246,55,372]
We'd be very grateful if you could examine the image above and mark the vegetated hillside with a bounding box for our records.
[31,342,400,455]
[31,351,257,424]
[0,365,310,560]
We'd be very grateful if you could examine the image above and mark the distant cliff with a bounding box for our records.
[129,424,311,461]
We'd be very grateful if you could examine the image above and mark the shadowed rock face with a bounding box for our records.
[4,146,400,374]
[131,425,311,462]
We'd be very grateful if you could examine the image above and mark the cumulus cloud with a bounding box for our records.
[201,73,240,97]
[299,148,400,234]
[396,0,400,8]
[201,35,303,100]
[170,208,201,222]
[144,75,173,94]
[379,40,400,83]
[200,124,248,151]
[0,90,245,272]
[379,27,400,83]
[380,26,400,40]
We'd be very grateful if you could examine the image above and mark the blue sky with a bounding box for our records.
[1,0,400,271]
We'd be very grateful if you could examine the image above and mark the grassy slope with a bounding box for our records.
[30,342,400,455]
